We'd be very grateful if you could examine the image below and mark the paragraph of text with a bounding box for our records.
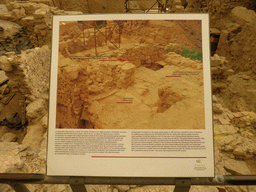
[55,130,127,155]
[131,131,206,152]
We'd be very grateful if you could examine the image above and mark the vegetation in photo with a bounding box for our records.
[165,44,202,62]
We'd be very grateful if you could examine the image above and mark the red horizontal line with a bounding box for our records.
[91,156,206,158]
[99,60,133,61]
[166,76,182,77]
[116,102,133,103]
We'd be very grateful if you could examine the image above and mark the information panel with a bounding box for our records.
[47,13,214,177]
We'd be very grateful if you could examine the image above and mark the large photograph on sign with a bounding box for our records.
[56,19,205,130]
[47,14,214,177]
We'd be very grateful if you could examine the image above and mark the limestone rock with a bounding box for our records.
[231,6,256,23]
[223,69,234,76]
[173,0,182,6]
[213,103,223,114]
[40,113,48,129]
[114,185,130,191]
[5,3,14,11]
[211,54,228,67]
[0,142,21,172]
[34,24,47,33]
[19,46,51,99]
[241,131,253,139]
[239,74,250,80]
[224,159,252,175]
[85,185,112,192]
[22,3,37,15]
[1,132,17,142]
[22,124,45,149]
[174,5,184,11]
[12,8,26,20]
[0,70,8,85]
[212,95,218,103]
[26,99,45,120]
[0,56,13,72]
[25,184,36,192]
[0,126,9,138]
[215,125,237,135]
[33,9,47,19]
[219,135,235,146]
[233,146,247,157]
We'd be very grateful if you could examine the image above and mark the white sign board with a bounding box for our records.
[47,13,214,177]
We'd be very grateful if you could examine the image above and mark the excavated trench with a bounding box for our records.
[140,61,164,71]
[0,20,33,143]
[56,50,203,130]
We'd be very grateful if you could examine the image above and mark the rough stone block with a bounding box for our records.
[217,116,230,125]
[224,159,252,175]
[26,99,45,120]
[0,13,14,20]
[217,125,237,135]
[22,124,44,149]
[231,6,256,23]
[212,95,218,103]
[173,0,182,6]
[233,146,247,157]
[64,11,83,15]
[34,24,47,33]
[40,113,48,129]
[213,103,224,114]
[174,5,184,11]
[12,8,26,20]
[5,3,14,11]
[121,63,136,73]
[13,3,21,9]
[220,135,235,146]
[211,57,222,67]
[22,3,37,15]
[0,126,9,138]
[114,185,130,191]
[0,70,8,84]
[1,132,17,142]
[33,9,46,19]
[241,131,253,139]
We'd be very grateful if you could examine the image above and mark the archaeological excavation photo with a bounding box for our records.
[55,19,206,129]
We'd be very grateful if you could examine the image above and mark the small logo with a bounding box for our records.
[196,159,201,163]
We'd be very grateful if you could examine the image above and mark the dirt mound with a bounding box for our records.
[215,7,256,74]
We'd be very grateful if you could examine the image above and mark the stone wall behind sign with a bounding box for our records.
[215,7,256,73]
[0,2,83,48]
